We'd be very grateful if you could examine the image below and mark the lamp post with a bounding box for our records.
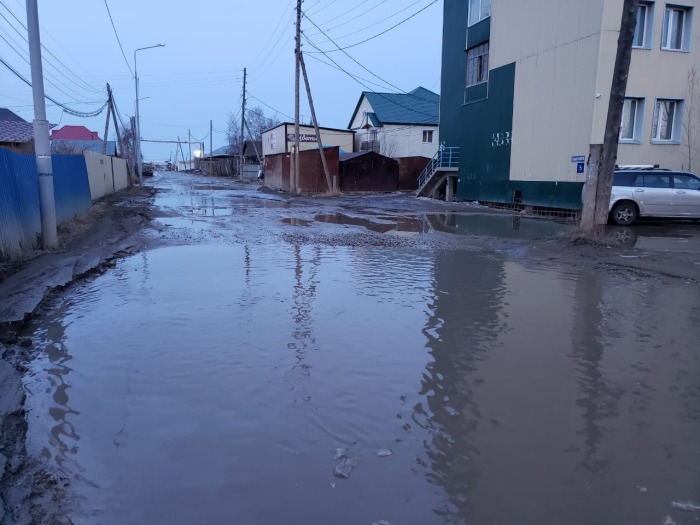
[134,43,165,185]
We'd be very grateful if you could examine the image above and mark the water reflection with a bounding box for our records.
[419,251,508,522]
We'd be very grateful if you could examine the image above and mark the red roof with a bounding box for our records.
[50,125,101,140]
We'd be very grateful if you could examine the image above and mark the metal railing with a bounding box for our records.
[417,146,460,192]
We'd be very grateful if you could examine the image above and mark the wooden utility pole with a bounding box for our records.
[239,67,247,179]
[299,52,333,194]
[210,119,213,176]
[188,129,192,169]
[580,0,640,231]
[102,85,112,156]
[244,120,262,164]
[293,0,302,194]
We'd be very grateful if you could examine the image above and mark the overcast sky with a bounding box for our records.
[1,0,443,161]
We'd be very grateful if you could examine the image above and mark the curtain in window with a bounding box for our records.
[633,5,646,46]
[620,99,636,140]
[654,100,675,140]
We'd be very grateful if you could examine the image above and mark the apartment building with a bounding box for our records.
[439,0,700,209]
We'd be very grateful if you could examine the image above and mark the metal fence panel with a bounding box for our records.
[53,154,92,223]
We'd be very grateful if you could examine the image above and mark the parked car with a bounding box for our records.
[608,167,700,225]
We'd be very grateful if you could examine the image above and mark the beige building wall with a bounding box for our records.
[593,0,700,170]
[490,0,606,183]
[262,124,354,156]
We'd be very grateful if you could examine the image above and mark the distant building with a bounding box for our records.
[0,108,54,153]
[51,125,101,141]
[348,87,439,159]
[436,0,700,209]
[262,123,354,157]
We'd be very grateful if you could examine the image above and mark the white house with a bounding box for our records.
[261,122,354,157]
[348,87,440,159]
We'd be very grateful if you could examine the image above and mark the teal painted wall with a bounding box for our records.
[439,1,585,210]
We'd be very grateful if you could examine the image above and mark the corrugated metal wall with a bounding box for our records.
[1,150,93,259]
[0,148,41,258]
[53,154,92,223]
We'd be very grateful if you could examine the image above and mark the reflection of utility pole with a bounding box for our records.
[293,0,301,194]
[26,0,57,248]
[581,0,639,231]
[239,67,246,179]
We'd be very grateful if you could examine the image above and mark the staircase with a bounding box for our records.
[416,146,459,200]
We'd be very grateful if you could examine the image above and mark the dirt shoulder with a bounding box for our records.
[0,185,156,524]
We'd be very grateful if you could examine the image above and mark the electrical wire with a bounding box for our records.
[300,35,437,124]
[308,0,438,52]
[0,0,102,94]
[304,0,389,38]
[247,93,294,121]
[103,0,134,76]
[0,27,101,103]
[0,55,108,117]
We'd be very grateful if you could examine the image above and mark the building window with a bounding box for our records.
[652,99,683,142]
[634,2,654,48]
[662,6,692,51]
[468,0,491,27]
[423,130,434,143]
[466,41,489,87]
[620,97,645,142]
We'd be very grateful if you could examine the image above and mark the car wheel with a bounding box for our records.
[611,202,638,225]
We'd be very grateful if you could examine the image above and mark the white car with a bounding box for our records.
[608,168,700,225]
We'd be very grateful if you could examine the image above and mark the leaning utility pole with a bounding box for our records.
[239,67,246,179]
[580,0,639,231]
[293,0,302,194]
[102,85,112,156]
[299,52,333,194]
[26,0,57,248]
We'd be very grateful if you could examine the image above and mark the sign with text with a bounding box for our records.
[571,155,585,163]
[287,133,317,143]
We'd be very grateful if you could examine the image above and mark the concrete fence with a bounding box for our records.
[1,149,128,259]
[84,152,129,200]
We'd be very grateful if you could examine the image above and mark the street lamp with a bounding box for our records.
[134,43,165,185]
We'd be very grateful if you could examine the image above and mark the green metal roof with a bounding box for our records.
[349,87,439,128]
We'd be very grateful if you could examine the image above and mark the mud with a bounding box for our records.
[2,171,699,524]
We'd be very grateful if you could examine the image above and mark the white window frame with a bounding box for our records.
[662,5,693,51]
[620,97,645,143]
[466,41,490,87]
[422,130,434,143]
[633,2,655,49]
[651,98,684,143]
[468,0,491,27]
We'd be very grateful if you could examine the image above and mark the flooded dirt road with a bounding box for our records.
[20,172,700,524]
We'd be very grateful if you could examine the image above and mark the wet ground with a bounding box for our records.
[19,172,700,524]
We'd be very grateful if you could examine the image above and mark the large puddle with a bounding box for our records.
[23,244,700,524]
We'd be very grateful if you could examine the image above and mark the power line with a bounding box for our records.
[0,0,102,94]
[308,0,438,52]
[103,0,134,76]
[300,35,437,124]
[303,14,405,93]
[247,92,294,121]
[0,55,108,117]
[312,0,425,43]
[311,0,375,26]
[304,52,402,92]
[0,31,96,104]
[305,0,389,38]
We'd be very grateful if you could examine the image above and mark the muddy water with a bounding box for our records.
[23,239,700,524]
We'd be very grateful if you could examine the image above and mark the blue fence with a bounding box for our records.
[0,149,92,259]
